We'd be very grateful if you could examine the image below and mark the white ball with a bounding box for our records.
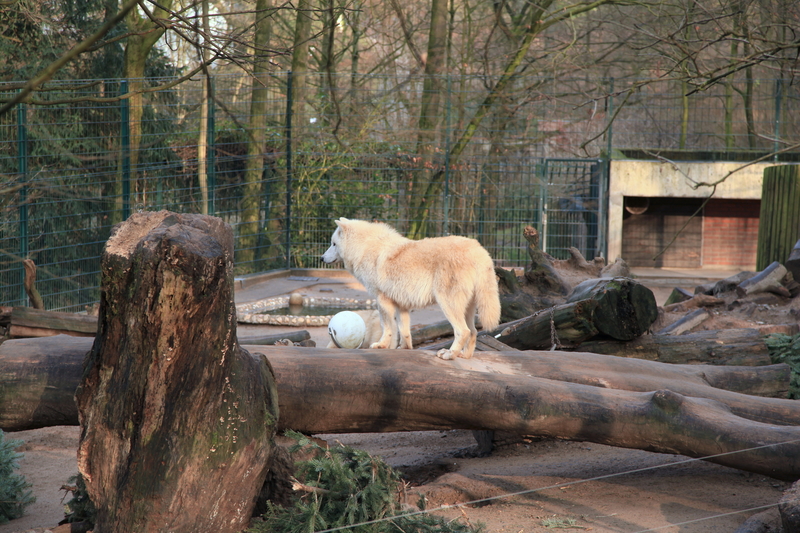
[328,311,366,349]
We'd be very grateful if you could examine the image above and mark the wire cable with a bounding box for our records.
[309,437,800,533]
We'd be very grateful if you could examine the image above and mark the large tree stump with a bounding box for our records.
[74,211,278,533]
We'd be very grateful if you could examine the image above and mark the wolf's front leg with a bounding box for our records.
[370,294,397,349]
[397,309,413,349]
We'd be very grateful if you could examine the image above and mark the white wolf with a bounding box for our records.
[321,218,501,360]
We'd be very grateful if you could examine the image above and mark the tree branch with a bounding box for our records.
[0,0,139,117]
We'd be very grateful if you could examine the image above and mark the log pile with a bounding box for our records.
[488,226,800,371]
[0,336,798,480]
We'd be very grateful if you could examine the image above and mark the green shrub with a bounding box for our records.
[250,430,482,533]
[0,430,35,523]
[766,331,800,398]
[62,474,96,526]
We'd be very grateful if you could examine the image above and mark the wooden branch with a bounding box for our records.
[1,335,799,480]
[489,299,600,348]
[656,308,711,335]
[522,226,571,295]
[22,260,44,310]
[575,327,782,369]
[7,307,97,338]
[662,294,724,312]
[239,330,311,345]
[737,261,791,297]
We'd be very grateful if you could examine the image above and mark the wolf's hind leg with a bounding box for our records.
[371,294,397,349]
[460,298,480,359]
[435,295,473,360]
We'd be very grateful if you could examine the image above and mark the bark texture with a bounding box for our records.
[74,211,278,533]
[1,337,798,479]
[576,327,777,367]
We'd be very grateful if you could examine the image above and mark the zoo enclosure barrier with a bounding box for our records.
[1,71,798,311]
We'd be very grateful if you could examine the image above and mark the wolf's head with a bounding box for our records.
[321,217,350,264]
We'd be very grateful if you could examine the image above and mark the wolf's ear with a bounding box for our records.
[335,217,350,228]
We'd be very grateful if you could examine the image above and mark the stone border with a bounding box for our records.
[236,296,376,327]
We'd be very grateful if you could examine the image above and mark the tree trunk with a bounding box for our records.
[120,0,173,221]
[3,336,798,479]
[290,0,312,134]
[406,0,450,240]
[573,327,783,368]
[74,211,278,533]
[238,0,273,267]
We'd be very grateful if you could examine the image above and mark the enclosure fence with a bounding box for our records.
[1,72,798,311]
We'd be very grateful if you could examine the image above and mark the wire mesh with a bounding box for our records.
[1,72,795,311]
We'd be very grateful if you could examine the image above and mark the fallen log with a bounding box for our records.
[656,308,711,335]
[484,299,600,349]
[737,261,791,298]
[2,335,790,430]
[271,348,800,481]
[566,277,658,340]
[239,330,311,345]
[1,335,799,479]
[6,307,97,338]
[662,294,725,313]
[779,480,800,530]
[576,327,781,368]
[663,287,693,306]
[458,277,658,351]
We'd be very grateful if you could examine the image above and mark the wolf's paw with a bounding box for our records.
[370,342,389,349]
[436,349,455,360]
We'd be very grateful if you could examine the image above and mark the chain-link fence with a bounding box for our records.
[1,72,797,311]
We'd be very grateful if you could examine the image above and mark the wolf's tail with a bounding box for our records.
[477,263,502,331]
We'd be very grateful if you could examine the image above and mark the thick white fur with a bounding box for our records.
[321,218,501,360]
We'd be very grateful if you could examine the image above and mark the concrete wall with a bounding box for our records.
[607,160,769,262]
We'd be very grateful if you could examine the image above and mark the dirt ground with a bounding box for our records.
[2,268,799,533]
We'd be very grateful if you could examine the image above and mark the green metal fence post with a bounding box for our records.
[602,78,614,259]
[774,78,783,162]
[606,78,614,160]
[17,100,28,304]
[208,78,217,215]
[443,75,452,236]
[285,71,294,269]
[121,80,131,220]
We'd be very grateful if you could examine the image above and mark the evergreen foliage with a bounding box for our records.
[766,331,800,399]
[0,430,35,524]
[250,430,483,533]
[62,474,97,526]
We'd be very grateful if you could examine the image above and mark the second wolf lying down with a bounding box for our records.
[321,218,501,360]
